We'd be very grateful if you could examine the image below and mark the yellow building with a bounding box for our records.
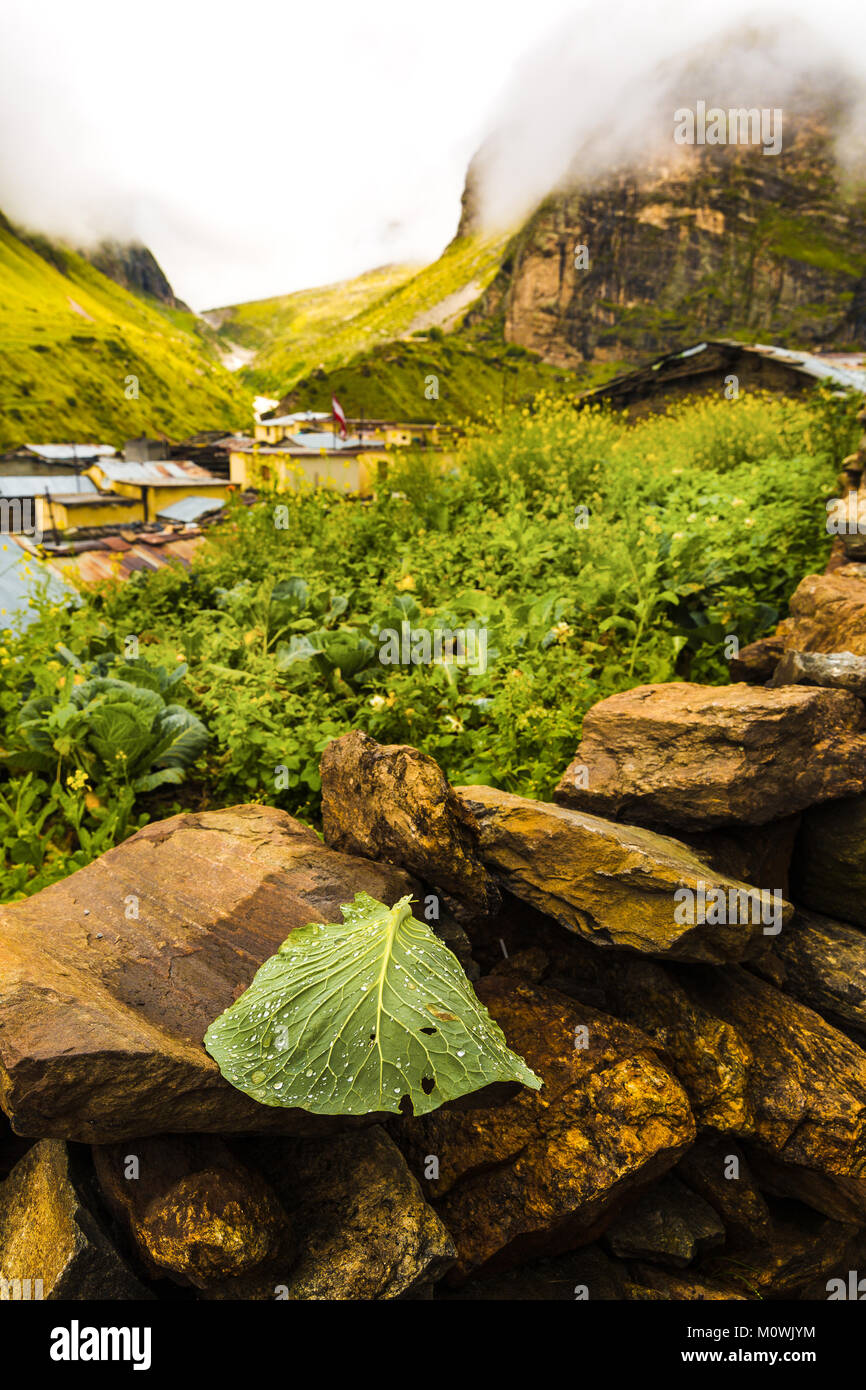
[229,444,387,496]
[86,459,233,523]
[253,412,331,444]
[35,492,144,532]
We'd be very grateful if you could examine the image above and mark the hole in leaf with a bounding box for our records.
[421,1076,435,1095]
[420,1026,437,1035]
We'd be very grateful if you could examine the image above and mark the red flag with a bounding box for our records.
[332,395,347,440]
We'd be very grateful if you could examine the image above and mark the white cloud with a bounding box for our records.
[0,0,863,309]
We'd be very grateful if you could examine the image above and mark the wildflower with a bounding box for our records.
[551,621,574,644]
[396,574,415,592]
[67,769,89,792]
[369,692,396,711]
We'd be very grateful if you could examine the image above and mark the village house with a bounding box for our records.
[578,340,866,416]
[253,412,331,444]
[85,458,233,523]
[228,439,388,495]
[0,443,115,478]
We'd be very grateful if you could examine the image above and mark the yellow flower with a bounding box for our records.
[396,574,415,592]
[67,769,89,792]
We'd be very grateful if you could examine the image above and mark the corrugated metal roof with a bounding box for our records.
[0,475,99,497]
[156,495,225,523]
[25,443,116,461]
[287,431,385,450]
[726,341,866,392]
[47,534,204,586]
[94,459,217,485]
[0,540,73,630]
[262,412,331,426]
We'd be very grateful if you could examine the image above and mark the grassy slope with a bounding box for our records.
[212,231,622,422]
[0,218,248,449]
[210,234,514,392]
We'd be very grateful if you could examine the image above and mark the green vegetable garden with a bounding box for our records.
[0,390,852,904]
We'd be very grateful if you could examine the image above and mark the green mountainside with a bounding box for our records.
[207,232,614,422]
[0,213,247,450]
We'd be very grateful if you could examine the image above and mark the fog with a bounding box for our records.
[0,0,863,310]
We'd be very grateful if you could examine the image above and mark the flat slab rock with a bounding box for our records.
[393,975,695,1283]
[554,681,866,829]
[0,805,421,1142]
[455,786,783,964]
[776,564,866,657]
[772,907,866,1038]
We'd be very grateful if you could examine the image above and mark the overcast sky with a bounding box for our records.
[0,0,863,310]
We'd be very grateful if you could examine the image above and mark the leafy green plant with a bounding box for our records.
[0,390,843,901]
[204,893,541,1116]
[12,657,208,794]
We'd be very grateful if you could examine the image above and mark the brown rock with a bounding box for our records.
[681,969,866,1206]
[0,804,420,1142]
[92,1136,289,1288]
[438,1243,633,1300]
[606,959,755,1133]
[626,1266,747,1299]
[394,976,695,1282]
[603,1175,725,1267]
[676,1135,772,1251]
[554,681,866,829]
[679,815,800,896]
[745,1146,866,1225]
[777,564,866,656]
[0,1140,152,1300]
[320,729,501,921]
[772,907,866,1038]
[455,786,778,963]
[703,1204,860,1300]
[609,956,866,1217]
[204,1128,456,1300]
[794,795,866,928]
[728,635,785,684]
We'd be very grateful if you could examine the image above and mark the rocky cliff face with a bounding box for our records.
[83,237,189,311]
[464,106,866,366]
